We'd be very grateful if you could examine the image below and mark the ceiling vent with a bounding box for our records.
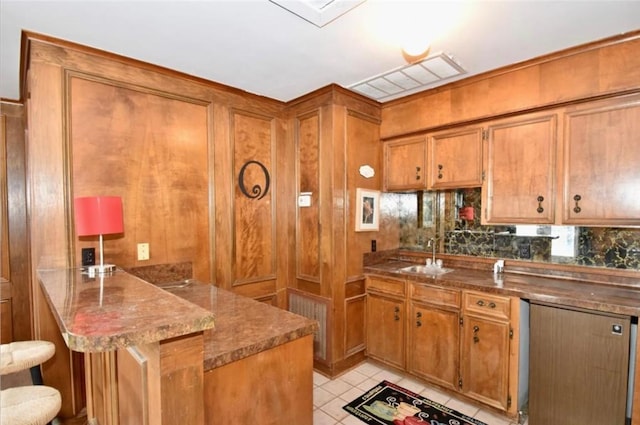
[269,0,366,27]
[349,52,466,102]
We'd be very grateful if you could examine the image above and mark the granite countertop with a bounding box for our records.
[165,282,319,370]
[365,261,640,316]
[37,268,215,352]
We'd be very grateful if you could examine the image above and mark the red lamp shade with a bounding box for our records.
[74,196,124,236]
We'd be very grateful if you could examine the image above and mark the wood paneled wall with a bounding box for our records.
[21,33,285,417]
[229,110,279,300]
[1,101,31,342]
[286,86,387,374]
[70,76,211,280]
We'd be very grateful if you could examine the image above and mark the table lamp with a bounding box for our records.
[74,196,124,276]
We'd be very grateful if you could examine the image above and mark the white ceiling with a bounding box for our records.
[1,0,639,103]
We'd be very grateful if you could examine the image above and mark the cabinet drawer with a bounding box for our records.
[411,283,460,308]
[366,275,405,297]
[463,291,510,320]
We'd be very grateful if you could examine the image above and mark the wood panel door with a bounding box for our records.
[383,136,427,191]
[366,293,405,369]
[459,315,510,411]
[407,302,459,391]
[562,94,640,225]
[483,113,557,224]
[429,126,483,189]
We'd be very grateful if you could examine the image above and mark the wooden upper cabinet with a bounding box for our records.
[562,94,640,226]
[429,126,483,189]
[483,113,557,224]
[383,135,427,191]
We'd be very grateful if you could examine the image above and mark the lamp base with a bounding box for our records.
[86,264,117,277]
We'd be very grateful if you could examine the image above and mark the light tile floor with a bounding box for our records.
[313,361,528,425]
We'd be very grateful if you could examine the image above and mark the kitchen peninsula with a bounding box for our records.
[37,268,318,425]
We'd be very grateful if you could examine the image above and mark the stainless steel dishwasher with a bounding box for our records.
[529,302,631,425]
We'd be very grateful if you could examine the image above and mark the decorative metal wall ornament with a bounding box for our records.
[238,160,270,200]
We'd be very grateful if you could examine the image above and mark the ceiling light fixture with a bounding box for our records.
[402,45,431,64]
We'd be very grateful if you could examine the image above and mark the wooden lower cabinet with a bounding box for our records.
[366,276,521,417]
[407,302,459,391]
[459,314,511,411]
[366,292,405,369]
[460,290,515,412]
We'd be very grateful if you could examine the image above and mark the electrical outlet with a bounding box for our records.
[81,247,95,266]
[371,240,377,252]
[137,243,150,261]
[518,243,531,259]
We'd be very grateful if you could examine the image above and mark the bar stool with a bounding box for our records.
[0,340,62,425]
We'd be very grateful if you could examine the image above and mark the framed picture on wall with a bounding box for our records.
[355,188,380,231]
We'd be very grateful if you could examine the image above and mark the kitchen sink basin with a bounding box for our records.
[399,265,453,276]
[156,278,198,290]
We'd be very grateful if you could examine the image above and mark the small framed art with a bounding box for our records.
[355,188,380,231]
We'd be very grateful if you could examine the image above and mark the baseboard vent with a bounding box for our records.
[288,288,331,363]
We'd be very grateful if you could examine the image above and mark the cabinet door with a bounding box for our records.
[563,95,640,225]
[383,136,427,191]
[483,113,557,224]
[459,315,510,411]
[407,302,459,391]
[366,293,405,369]
[429,126,483,189]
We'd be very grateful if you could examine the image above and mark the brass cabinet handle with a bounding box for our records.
[416,312,422,318]
[476,300,485,307]
[416,321,422,327]
[473,336,480,344]
[437,164,443,179]
[489,302,496,309]
[537,195,544,213]
[573,194,582,213]
[394,314,400,321]
[416,166,421,180]
[394,306,400,313]
[473,325,480,333]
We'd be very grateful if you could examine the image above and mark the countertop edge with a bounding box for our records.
[364,262,640,317]
[204,320,318,370]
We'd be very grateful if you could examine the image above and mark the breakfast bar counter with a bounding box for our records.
[37,268,215,352]
[37,268,318,425]
[37,268,215,425]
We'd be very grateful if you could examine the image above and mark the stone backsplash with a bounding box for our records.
[384,188,640,271]
[126,261,193,284]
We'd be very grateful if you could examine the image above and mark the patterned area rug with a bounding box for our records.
[343,380,488,425]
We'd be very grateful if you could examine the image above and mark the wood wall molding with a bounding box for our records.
[20,31,284,108]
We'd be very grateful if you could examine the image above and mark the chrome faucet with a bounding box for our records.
[427,237,436,266]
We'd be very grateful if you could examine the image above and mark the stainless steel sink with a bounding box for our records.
[399,265,453,276]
